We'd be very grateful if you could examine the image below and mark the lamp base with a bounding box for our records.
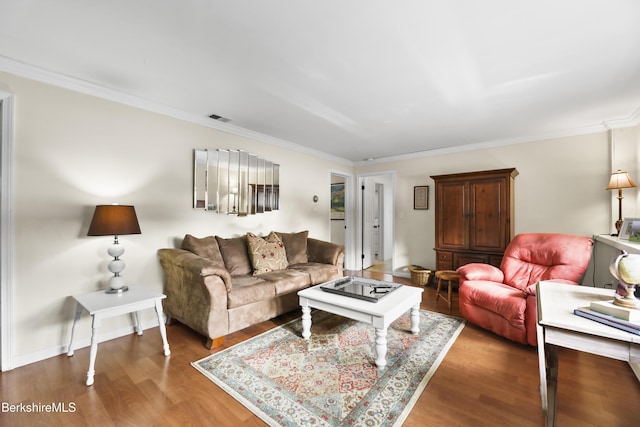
[613,284,638,308]
[105,286,129,294]
[615,218,624,234]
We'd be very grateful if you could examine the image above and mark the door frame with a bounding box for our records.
[356,170,396,273]
[329,170,356,270]
[0,91,15,371]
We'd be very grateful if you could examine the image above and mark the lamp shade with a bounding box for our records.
[87,205,141,236]
[606,170,637,190]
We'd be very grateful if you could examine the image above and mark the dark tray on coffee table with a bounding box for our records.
[319,276,402,302]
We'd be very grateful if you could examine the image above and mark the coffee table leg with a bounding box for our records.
[374,328,388,368]
[301,305,312,339]
[410,303,420,335]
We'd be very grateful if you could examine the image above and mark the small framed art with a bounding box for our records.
[331,183,345,220]
[413,186,429,210]
[619,218,640,241]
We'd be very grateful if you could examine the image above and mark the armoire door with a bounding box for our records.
[436,180,468,250]
[468,176,508,252]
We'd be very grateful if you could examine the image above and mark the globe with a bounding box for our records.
[610,252,640,308]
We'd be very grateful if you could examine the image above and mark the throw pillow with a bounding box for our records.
[215,235,253,276]
[181,234,225,265]
[275,230,309,264]
[246,232,289,275]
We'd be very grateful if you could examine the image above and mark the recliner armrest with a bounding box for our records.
[457,263,504,283]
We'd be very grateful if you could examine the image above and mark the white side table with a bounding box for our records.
[66,287,171,386]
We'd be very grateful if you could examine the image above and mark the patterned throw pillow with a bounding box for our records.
[246,232,289,275]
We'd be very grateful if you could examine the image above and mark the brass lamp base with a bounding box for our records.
[614,218,623,234]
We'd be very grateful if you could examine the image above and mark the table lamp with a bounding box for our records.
[607,169,637,234]
[87,204,141,293]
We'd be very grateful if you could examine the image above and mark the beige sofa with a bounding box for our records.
[158,231,344,348]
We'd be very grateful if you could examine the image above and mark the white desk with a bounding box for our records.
[536,281,640,427]
[298,283,423,368]
[67,287,171,386]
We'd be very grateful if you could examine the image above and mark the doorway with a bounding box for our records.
[357,171,395,274]
[330,171,355,270]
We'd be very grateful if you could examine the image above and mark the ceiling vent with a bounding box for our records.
[209,114,231,123]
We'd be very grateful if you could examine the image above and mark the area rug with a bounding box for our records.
[192,309,465,426]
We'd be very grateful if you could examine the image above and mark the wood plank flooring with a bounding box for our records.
[1,271,639,426]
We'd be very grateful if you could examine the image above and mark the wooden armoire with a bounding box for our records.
[431,168,518,271]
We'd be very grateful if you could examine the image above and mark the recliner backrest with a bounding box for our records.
[501,233,593,290]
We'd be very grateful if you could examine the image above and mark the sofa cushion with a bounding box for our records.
[276,230,309,264]
[215,235,252,276]
[288,263,341,285]
[247,232,289,275]
[181,234,225,265]
[258,269,311,295]
[227,276,275,308]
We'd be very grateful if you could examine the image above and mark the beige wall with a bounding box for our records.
[2,69,638,367]
[0,72,348,366]
[355,128,639,275]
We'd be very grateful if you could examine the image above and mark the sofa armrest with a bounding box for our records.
[158,248,232,290]
[457,263,504,283]
[307,238,345,266]
[157,248,231,339]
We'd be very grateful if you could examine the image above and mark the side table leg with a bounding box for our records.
[67,303,83,356]
[154,299,171,356]
[544,344,559,427]
[86,315,100,386]
[536,322,548,414]
[410,302,420,335]
[301,305,312,339]
[132,311,143,336]
[374,328,388,368]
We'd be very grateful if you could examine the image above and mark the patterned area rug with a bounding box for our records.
[192,309,465,426]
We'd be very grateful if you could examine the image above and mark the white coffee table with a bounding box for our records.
[298,280,423,368]
[67,286,171,386]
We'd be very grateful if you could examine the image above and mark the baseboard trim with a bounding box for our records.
[10,319,161,370]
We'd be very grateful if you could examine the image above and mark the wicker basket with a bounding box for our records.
[408,265,432,286]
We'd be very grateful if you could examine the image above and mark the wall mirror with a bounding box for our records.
[193,149,280,215]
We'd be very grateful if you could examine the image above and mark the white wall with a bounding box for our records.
[0,71,349,367]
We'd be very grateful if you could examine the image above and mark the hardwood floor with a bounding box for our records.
[1,272,639,426]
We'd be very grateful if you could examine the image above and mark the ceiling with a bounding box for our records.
[1,1,640,163]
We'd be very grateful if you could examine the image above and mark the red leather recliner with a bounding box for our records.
[457,233,593,346]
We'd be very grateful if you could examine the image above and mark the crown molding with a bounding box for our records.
[1,55,638,169]
[0,56,353,166]
[356,110,640,166]
[602,106,640,130]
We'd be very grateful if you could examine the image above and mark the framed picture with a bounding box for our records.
[414,186,429,210]
[331,183,345,220]
[619,218,640,241]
